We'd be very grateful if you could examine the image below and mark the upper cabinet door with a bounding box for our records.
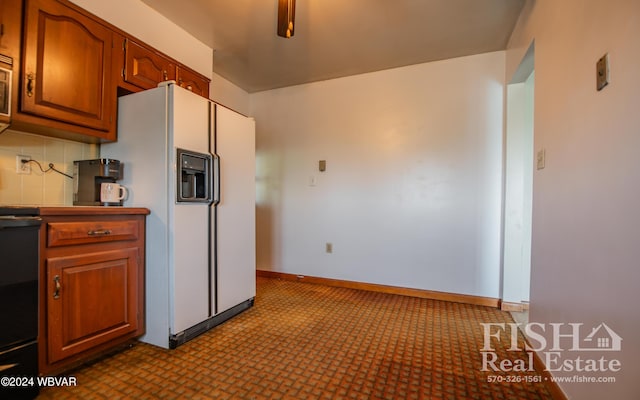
[123,39,176,90]
[21,0,115,132]
[0,0,22,58]
[177,66,210,99]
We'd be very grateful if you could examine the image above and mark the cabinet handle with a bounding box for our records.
[178,78,183,86]
[53,275,61,299]
[186,85,193,91]
[26,73,35,97]
[163,70,168,80]
[87,229,112,236]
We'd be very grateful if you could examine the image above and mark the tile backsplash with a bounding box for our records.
[0,129,98,205]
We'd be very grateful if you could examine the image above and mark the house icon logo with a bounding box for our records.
[581,323,622,351]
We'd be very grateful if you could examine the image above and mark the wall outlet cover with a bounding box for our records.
[16,155,31,174]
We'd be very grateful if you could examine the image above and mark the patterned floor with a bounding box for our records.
[38,277,552,399]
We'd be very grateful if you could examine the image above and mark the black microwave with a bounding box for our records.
[0,53,12,133]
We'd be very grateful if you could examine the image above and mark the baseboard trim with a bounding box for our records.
[501,301,530,312]
[530,348,569,400]
[257,270,500,308]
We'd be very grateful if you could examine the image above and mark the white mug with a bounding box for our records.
[100,183,128,204]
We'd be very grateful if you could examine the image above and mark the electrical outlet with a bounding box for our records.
[325,243,333,253]
[16,155,31,174]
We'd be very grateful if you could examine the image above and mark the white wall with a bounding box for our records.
[211,72,251,116]
[251,52,505,298]
[507,0,640,398]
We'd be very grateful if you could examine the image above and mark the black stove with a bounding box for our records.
[0,206,39,216]
[0,206,41,399]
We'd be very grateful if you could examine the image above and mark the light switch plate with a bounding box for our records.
[596,53,609,91]
[536,149,546,170]
[319,160,326,172]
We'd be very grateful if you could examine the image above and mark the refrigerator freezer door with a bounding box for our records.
[214,105,256,313]
[169,86,212,334]
[171,202,210,332]
[102,83,215,348]
[101,86,172,348]
[170,83,211,152]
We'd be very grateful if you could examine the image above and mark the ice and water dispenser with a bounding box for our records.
[177,149,213,203]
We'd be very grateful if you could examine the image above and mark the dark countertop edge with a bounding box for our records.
[38,207,150,216]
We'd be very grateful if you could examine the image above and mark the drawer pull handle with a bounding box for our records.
[53,275,61,299]
[88,229,112,236]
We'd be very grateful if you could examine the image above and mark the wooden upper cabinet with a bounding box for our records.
[10,0,209,143]
[177,66,210,99]
[123,39,176,90]
[21,0,115,135]
[0,0,22,58]
[120,38,210,99]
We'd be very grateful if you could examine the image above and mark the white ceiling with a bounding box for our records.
[140,0,525,93]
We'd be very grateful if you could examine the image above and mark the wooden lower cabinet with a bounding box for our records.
[46,248,140,363]
[38,208,149,375]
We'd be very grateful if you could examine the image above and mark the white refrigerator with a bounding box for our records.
[101,82,256,349]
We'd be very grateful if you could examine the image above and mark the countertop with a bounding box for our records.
[0,205,150,216]
[39,206,150,216]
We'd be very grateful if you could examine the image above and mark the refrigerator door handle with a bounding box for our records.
[211,154,220,206]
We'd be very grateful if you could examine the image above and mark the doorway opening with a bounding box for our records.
[503,42,534,325]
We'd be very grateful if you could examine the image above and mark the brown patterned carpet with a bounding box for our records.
[38,277,552,399]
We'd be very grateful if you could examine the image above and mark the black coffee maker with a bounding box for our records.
[73,159,123,206]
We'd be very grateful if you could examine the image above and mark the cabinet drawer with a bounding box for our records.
[47,221,139,247]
